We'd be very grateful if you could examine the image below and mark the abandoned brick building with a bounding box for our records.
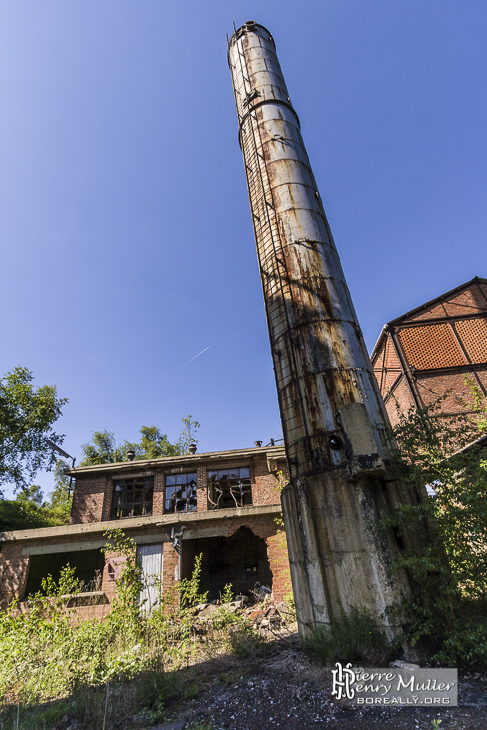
[2,277,486,618]
[371,277,487,426]
[0,444,290,618]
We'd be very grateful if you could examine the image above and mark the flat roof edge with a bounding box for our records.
[65,445,286,476]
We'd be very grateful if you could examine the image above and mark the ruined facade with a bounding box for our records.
[371,277,487,426]
[0,445,290,618]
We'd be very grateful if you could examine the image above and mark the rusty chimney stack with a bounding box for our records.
[228,22,418,637]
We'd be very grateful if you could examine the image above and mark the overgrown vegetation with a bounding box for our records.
[302,608,390,666]
[0,529,266,729]
[80,415,200,466]
[2,379,487,730]
[0,461,72,531]
[383,381,487,666]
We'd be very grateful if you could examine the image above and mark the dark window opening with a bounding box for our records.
[165,472,197,513]
[181,526,272,601]
[24,549,105,598]
[111,476,153,519]
[207,467,252,509]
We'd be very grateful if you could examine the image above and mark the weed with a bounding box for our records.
[221,583,234,604]
[229,625,272,659]
[134,669,183,709]
[302,608,391,666]
[218,671,240,686]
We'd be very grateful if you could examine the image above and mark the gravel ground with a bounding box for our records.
[163,640,487,730]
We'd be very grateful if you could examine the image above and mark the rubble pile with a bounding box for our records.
[192,595,296,634]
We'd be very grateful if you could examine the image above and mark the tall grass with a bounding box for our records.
[302,608,391,666]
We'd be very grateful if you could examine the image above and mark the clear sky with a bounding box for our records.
[1,1,486,498]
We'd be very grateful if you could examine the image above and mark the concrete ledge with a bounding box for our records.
[1,504,282,545]
[65,445,286,476]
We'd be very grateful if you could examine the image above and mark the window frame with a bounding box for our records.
[111,476,154,519]
[207,466,252,510]
[164,472,198,514]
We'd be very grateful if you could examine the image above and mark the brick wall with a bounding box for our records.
[196,465,208,512]
[70,453,286,525]
[0,543,29,608]
[71,474,110,524]
[162,541,179,599]
[153,471,165,516]
[383,373,416,427]
[64,602,112,621]
[156,514,291,602]
[252,454,287,505]
[3,448,291,614]
[226,514,290,602]
[417,369,487,412]
[1,511,291,613]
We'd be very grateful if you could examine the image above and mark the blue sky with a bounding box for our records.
[1,1,486,498]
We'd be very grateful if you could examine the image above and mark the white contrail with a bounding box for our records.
[182,346,210,367]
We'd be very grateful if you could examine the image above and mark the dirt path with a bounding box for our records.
[164,644,487,730]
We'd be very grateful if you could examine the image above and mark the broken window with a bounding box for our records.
[165,472,197,513]
[24,549,105,598]
[111,476,153,519]
[207,467,252,509]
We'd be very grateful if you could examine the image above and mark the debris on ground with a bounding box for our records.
[142,596,487,730]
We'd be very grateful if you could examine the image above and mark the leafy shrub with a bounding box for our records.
[178,553,208,611]
[382,385,487,665]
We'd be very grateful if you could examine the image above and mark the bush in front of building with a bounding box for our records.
[0,530,259,728]
[382,386,487,667]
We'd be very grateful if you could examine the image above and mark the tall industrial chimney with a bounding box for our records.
[228,21,418,636]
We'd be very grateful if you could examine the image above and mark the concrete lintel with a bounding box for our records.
[22,539,108,556]
[182,526,230,540]
[21,532,174,556]
[2,504,282,545]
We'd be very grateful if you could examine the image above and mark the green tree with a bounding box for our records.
[79,430,121,466]
[0,470,73,531]
[47,459,73,524]
[0,367,67,494]
[0,485,48,530]
[0,484,71,531]
[80,415,200,466]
